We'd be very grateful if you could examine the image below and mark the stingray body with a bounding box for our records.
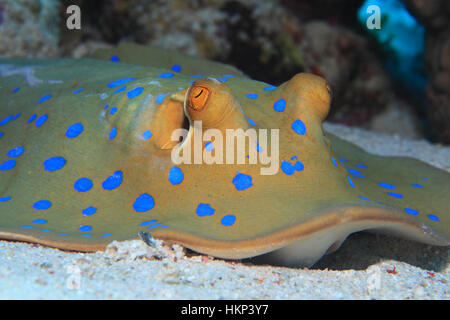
[0,45,449,267]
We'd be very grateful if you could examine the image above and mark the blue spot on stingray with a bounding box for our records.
[104,104,109,109]
[133,193,155,212]
[74,178,93,192]
[221,215,236,227]
[158,72,174,78]
[412,184,423,188]
[142,130,153,140]
[347,176,355,188]
[56,233,68,236]
[0,132,3,138]
[156,93,167,104]
[101,234,112,237]
[223,74,235,77]
[291,119,306,135]
[12,87,20,93]
[109,128,117,140]
[171,64,181,72]
[191,74,205,77]
[347,168,365,178]
[110,106,118,115]
[33,200,52,210]
[291,156,298,161]
[102,171,123,190]
[35,114,48,127]
[196,204,215,217]
[140,220,157,226]
[42,229,52,233]
[264,86,277,91]
[168,166,184,185]
[388,192,403,199]
[217,78,228,82]
[204,141,214,152]
[79,225,92,232]
[110,55,120,62]
[80,234,91,237]
[127,86,143,99]
[256,142,262,153]
[331,156,338,167]
[378,182,396,189]
[73,88,83,94]
[27,114,37,123]
[0,159,15,171]
[0,196,11,202]
[107,78,136,88]
[113,86,126,94]
[36,94,52,104]
[339,158,348,163]
[0,115,12,126]
[246,93,258,99]
[20,226,33,229]
[12,113,21,121]
[427,214,440,221]
[147,223,162,230]
[232,173,253,191]
[43,157,66,171]
[422,177,428,181]
[359,196,370,201]
[7,146,24,157]
[404,208,419,215]
[354,164,367,169]
[273,98,286,112]
[82,206,97,216]
[32,219,47,224]
[281,161,295,175]
[65,122,84,138]
[294,160,304,171]
[248,118,256,126]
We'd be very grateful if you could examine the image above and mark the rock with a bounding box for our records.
[403,0,450,143]
[0,0,60,58]
[369,99,423,139]
[60,0,304,84]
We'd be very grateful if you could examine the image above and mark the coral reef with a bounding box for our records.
[403,0,450,143]
[298,21,392,127]
[0,0,60,58]
[0,0,432,140]
[357,0,427,96]
[60,0,304,85]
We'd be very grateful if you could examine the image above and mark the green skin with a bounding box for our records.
[0,44,448,267]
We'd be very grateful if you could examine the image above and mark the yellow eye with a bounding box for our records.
[188,85,210,111]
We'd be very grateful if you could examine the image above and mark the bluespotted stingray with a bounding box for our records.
[0,43,448,267]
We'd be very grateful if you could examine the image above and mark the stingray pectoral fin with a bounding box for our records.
[89,42,247,78]
[0,229,110,252]
[152,203,448,267]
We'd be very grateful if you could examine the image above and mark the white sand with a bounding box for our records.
[0,123,448,299]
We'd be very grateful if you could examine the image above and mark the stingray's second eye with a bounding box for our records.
[188,85,210,111]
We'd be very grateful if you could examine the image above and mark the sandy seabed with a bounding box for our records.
[0,123,448,299]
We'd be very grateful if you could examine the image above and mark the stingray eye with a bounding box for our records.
[188,85,210,111]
